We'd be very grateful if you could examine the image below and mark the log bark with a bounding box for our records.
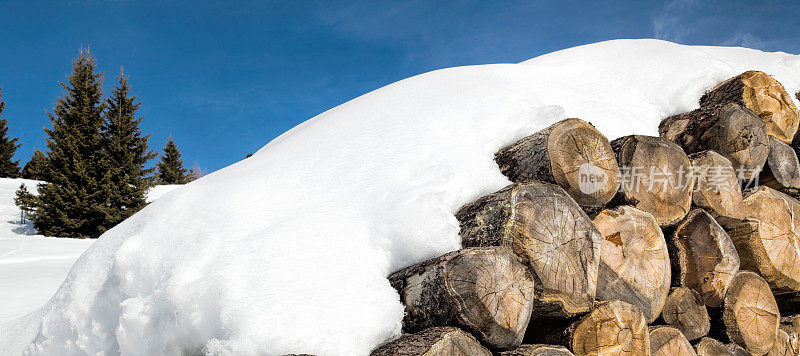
[659,103,769,180]
[767,329,800,356]
[456,181,601,318]
[592,206,671,322]
[610,135,693,226]
[388,247,535,350]
[649,325,696,356]
[370,327,492,356]
[670,209,740,307]
[727,187,800,293]
[700,71,800,143]
[499,344,574,356]
[695,337,746,356]
[761,136,800,197]
[689,151,746,227]
[495,118,621,210]
[719,271,780,355]
[661,287,711,340]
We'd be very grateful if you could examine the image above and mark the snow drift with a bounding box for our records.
[2,39,799,355]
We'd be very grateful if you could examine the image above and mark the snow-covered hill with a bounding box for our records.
[2,39,799,355]
[0,179,182,324]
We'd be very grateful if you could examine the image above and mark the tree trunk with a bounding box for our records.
[761,136,800,197]
[661,287,711,341]
[766,329,800,356]
[456,181,601,318]
[649,325,696,356]
[592,205,671,322]
[669,209,740,307]
[388,247,535,350]
[526,300,649,356]
[499,344,574,356]
[495,118,620,210]
[370,327,492,356]
[689,151,746,227]
[727,187,800,293]
[659,103,770,180]
[610,135,693,226]
[700,71,800,143]
[717,271,780,355]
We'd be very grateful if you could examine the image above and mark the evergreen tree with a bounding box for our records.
[0,88,21,177]
[99,70,156,228]
[34,51,108,238]
[21,148,48,180]
[156,137,188,184]
[14,184,36,221]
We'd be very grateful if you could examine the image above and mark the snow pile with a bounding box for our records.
[1,40,799,355]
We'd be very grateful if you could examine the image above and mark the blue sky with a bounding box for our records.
[1,0,798,172]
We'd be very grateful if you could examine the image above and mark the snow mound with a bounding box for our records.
[2,39,799,355]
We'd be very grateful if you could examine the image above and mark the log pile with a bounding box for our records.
[371,73,800,355]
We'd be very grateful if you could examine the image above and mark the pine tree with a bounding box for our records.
[99,70,156,228]
[14,184,37,221]
[0,88,21,177]
[21,148,47,180]
[156,137,188,184]
[34,50,108,238]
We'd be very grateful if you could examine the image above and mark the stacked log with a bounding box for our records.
[660,287,710,341]
[688,151,746,227]
[370,327,491,356]
[761,137,800,197]
[649,325,695,356]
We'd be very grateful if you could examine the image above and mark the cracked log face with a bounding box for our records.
[388,247,535,350]
[369,327,492,356]
[728,187,800,292]
[661,287,711,341]
[570,300,649,356]
[689,151,746,226]
[592,205,670,323]
[649,325,696,356]
[457,181,601,317]
[700,71,800,143]
[761,137,800,197]
[722,271,780,355]
[499,344,574,356]
[495,118,620,209]
[610,135,693,227]
[671,209,740,307]
[767,329,800,356]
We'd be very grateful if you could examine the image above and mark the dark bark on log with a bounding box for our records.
[700,71,800,143]
[369,327,492,356]
[456,181,601,318]
[499,344,574,356]
[712,271,780,355]
[610,135,693,226]
[670,209,740,307]
[761,137,800,197]
[661,287,711,341]
[659,103,769,180]
[495,118,620,210]
[592,205,671,322]
[727,187,800,293]
[649,325,696,356]
[689,151,746,227]
[388,247,535,350]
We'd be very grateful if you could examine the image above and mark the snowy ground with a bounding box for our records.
[0,179,182,324]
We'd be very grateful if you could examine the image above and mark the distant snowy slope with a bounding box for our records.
[2,40,799,355]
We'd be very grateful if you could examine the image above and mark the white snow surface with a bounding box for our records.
[1,39,799,355]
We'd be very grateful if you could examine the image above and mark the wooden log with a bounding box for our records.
[661,287,711,340]
[700,71,800,143]
[500,344,574,356]
[689,151,746,227]
[370,327,492,356]
[592,206,671,322]
[761,136,800,196]
[782,315,800,337]
[767,329,800,356]
[495,118,621,210]
[695,337,742,356]
[649,325,696,356]
[670,209,740,307]
[610,135,693,226]
[719,271,780,355]
[727,187,800,293]
[456,181,600,318]
[388,247,535,350]
[659,103,770,180]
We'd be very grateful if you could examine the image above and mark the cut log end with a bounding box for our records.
[649,325,696,356]
[767,329,800,356]
[722,271,780,355]
[661,287,711,340]
[689,151,746,226]
[369,327,492,356]
[762,136,800,196]
[593,206,671,323]
[570,300,649,356]
[499,344,574,356]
